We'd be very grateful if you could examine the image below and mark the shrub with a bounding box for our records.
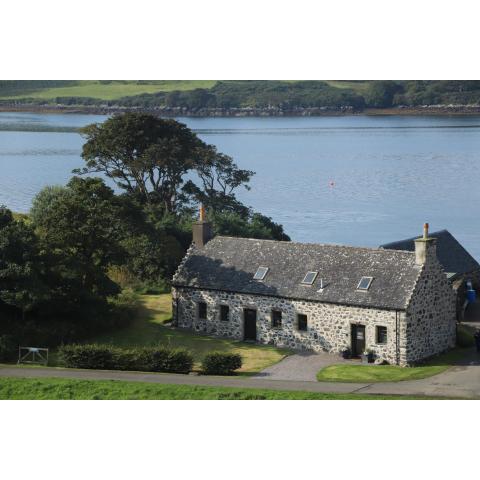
[58,344,116,369]
[201,352,242,375]
[0,334,17,362]
[58,344,193,374]
[135,347,193,374]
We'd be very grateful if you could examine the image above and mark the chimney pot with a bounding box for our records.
[199,204,206,222]
[423,222,429,239]
[415,222,436,265]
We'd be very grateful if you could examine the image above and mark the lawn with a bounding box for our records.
[87,294,290,374]
[1,80,217,101]
[316,348,469,383]
[0,377,437,400]
[324,80,371,94]
[317,364,448,383]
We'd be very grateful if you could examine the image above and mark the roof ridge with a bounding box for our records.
[380,229,451,247]
[213,235,416,255]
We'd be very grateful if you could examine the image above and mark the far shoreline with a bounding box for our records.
[1,104,480,117]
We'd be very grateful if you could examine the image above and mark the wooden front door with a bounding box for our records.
[351,324,366,357]
[244,309,257,341]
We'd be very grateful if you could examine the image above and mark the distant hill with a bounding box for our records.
[1,80,480,114]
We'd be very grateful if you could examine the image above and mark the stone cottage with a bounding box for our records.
[172,219,457,366]
[381,229,480,320]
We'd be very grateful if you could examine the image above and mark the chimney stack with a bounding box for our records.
[192,204,213,248]
[414,222,437,265]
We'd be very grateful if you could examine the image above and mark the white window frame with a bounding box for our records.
[357,276,374,291]
[253,266,269,281]
[301,271,318,285]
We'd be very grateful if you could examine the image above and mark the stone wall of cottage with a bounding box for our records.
[404,254,457,364]
[172,287,407,365]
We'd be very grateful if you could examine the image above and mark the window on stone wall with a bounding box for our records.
[220,305,230,322]
[376,326,387,344]
[198,302,207,320]
[297,313,308,331]
[272,310,282,328]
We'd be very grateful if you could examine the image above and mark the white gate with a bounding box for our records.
[18,347,49,365]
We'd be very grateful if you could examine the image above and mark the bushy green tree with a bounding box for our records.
[32,177,124,309]
[211,211,290,241]
[0,206,43,320]
[364,81,402,108]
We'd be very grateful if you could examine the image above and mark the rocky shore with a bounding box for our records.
[1,103,480,117]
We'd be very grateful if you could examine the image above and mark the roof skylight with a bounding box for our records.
[301,271,318,285]
[357,276,373,291]
[253,266,269,281]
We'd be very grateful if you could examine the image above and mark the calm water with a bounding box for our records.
[1,112,480,258]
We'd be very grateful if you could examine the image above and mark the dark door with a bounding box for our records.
[351,324,366,357]
[244,309,257,341]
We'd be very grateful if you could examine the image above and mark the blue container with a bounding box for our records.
[467,289,476,303]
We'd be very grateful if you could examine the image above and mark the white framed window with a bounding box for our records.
[357,276,373,291]
[253,266,269,280]
[301,271,318,285]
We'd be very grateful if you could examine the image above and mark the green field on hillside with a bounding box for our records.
[324,80,371,94]
[0,80,217,100]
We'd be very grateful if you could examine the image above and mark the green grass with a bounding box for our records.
[316,348,469,383]
[83,294,290,374]
[0,80,217,101]
[324,80,371,94]
[0,377,439,400]
[317,364,448,383]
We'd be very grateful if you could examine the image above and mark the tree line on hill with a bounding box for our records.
[3,81,480,111]
[0,113,289,350]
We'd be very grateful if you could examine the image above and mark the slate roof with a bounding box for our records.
[173,236,422,310]
[380,230,479,278]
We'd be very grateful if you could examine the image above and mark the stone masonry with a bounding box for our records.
[172,222,458,366]
[173,286,407,365]
[404,238,457,363]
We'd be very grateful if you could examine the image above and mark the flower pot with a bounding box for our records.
[341,349,351,359]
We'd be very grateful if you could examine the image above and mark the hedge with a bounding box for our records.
[201,352,242,375]
[58,344,193,374]
[0,335,17,362]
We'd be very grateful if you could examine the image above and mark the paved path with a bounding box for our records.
[0,365,365,394]
[253,351,348,382]
[1,360,480,398]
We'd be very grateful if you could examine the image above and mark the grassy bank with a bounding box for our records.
[316,349,469,383]
[0,377,438,400]
[317,364,449,383]
[81,294,290,375]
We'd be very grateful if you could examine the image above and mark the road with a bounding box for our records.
[1,361,480,398]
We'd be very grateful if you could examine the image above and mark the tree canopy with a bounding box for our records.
[0,113,289,347]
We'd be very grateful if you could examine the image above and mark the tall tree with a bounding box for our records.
[76,113,205,212]
[182,146,254,215]
[76,113,255,216]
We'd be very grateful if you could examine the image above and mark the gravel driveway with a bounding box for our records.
[253,351,347,382]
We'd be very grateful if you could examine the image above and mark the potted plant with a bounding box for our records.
[361,349,375,364]
[341,347,351,359]
[360,350,369,364]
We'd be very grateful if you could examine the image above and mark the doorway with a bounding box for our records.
[351,324,366,357]
[244,309,257,341]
